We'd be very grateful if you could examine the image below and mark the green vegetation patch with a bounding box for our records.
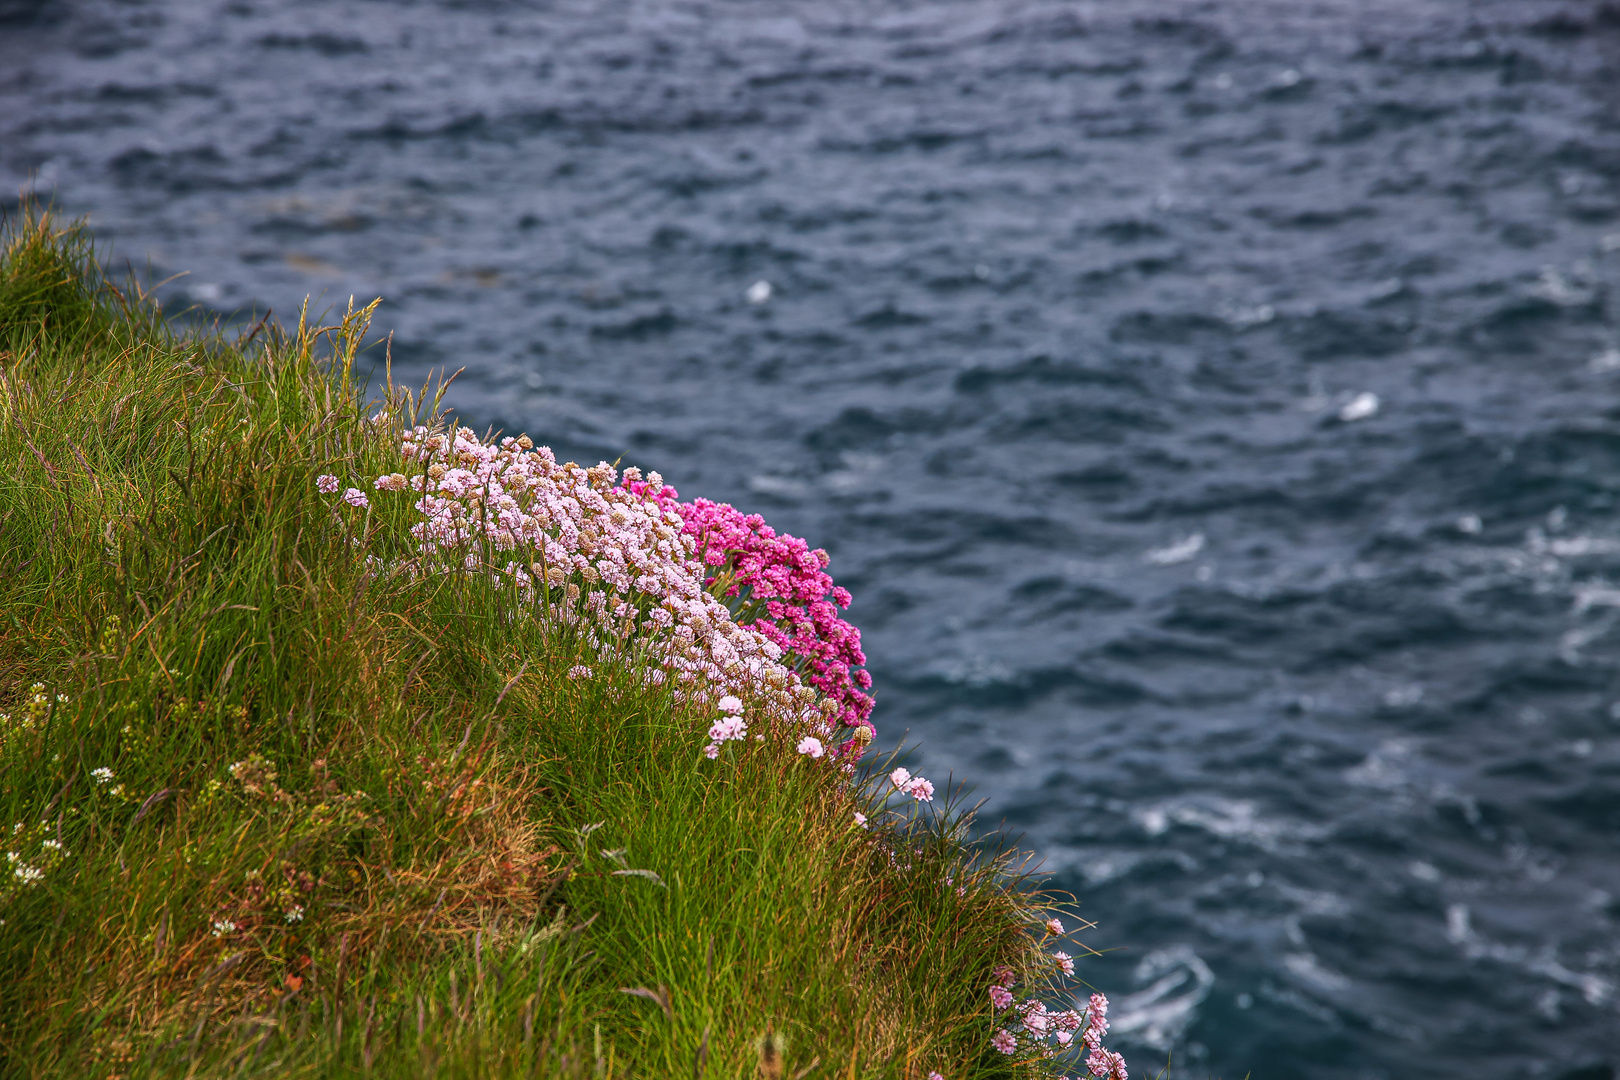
[0,208,1110,1080]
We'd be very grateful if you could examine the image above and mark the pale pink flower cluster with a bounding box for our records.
[888,767,935,802]
[315,473,340,494]
[342,487,370,509]
[347,426,857,758]
[987,962,1125,1077]
[796,736,825,758]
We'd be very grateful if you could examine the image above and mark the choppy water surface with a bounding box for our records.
[7,0,1620,1074]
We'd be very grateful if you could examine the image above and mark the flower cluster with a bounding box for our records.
[0,683,67,743]
[623,482,874,741]
[888,767,935,803]
[986,946,1126,1078]
[330,424,929,800]
[1,820,71,919]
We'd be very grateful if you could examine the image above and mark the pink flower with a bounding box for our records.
[1055,951,1074,976]
[889,767,912,790]
[1045,917,1064,936]
[617,484,874,732]
[796,736,824,759]
[717,694,744,713]
[708,716,747,742]
[991,1029,1017,1055]
[1020,1000,1049,1036]
[374,473,407,492]
[342,488,370,509]
[852,812,868,828]
[990,986,1013,1010]
[567,665,592,680]
[926,1074,944,1080]
[315,474,340,494]
[1083,992,1110,1048]
[905,776,935,802]
[1056,1031,1073,1047]
[702,743,720,759]
[992,965,1015,988]
[1086,1048,1127,1080]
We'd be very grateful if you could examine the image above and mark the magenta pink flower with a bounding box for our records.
[342,487,370,509]
[990,986,1013,1010]
[1055,951,1074,976]
[992,965,1016,988]
[1045,917,1064,936]
[620,480,874,748]
[991,1029,1017,1055]
[315,474,340,494]
[702,743,719,759]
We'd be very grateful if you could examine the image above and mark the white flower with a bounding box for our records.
[211,920,236,937]
[13,865,44,885]
[284,905,305,924]
[91,768,114,785]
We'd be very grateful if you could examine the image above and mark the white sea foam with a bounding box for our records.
[1145,533,1205,565]
[1108,946,1215,1050]
[1338,392,1379,422]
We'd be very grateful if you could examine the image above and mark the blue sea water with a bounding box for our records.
[5,0,1620,1074]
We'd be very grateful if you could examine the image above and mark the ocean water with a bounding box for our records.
[5,0,1620,1075]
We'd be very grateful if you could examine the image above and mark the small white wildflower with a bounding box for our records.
[40,839,60,852]
[13,865,44,885]
[211,919,236,937]
[284,905,305,924]
[91,768,114,785]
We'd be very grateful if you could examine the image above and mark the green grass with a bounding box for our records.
[0,207,1091,1080]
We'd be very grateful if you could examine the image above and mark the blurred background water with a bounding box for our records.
[6,0,1620,1075]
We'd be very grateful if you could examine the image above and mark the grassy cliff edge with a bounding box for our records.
[0,210,1111,1080]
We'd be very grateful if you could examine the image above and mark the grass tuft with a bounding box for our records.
[0,205,1096,1079]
